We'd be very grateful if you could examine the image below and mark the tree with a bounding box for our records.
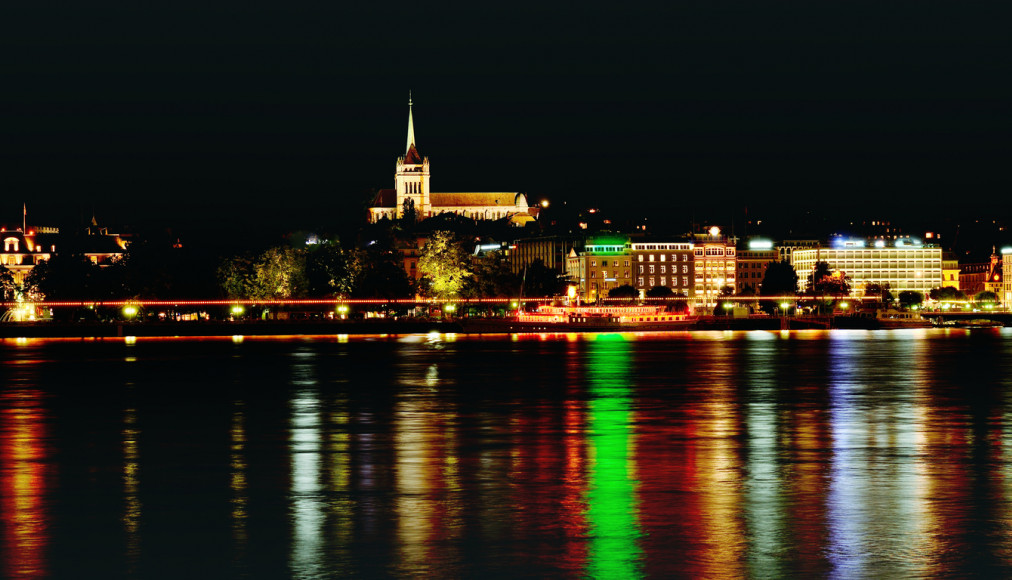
[417,231,471,298]
[0,265,15,300]
[758,260,799,314]
[23,254,102,300]
[866,283,895,303]
[462,251,520,298]
[807,261,850,296]
[351,248,413,299]
[975,291,998,306]
[520,259,566,298]
[217,254,256,298]
[252,247,308,299]
[645,285,674,298]
[897,290,924,308]
[929,286,965,301]
[761,261,799,296]
[305,242,356,297]
[608,284,638,300]
[400,198,417,224]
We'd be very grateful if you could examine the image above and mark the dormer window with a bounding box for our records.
[3,237,18,252]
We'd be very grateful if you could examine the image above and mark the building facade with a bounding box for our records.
[510,235,583,277]
[566,238,633,302]
[792,240,942,296]
[736,242,779,295]
[367,97,533,224]
[630,242,694,297]
[691,232,736,305]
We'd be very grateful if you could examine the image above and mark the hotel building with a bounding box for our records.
[630,242,694,297]
[791,239,942,296]
[566,238,633,302]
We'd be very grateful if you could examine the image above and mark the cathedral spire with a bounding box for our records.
[406,91,415,153]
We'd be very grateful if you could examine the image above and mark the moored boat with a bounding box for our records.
[460,304,697,334]
[875,308,933,329]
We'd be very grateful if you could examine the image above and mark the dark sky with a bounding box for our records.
[3,0,1011,232]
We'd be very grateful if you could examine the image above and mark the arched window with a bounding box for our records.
[3,237,18,252]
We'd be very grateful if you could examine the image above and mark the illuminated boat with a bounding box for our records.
[460,304,697,333]
[875,308,933,329]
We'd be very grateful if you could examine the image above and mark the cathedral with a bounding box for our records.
[367,97,533,224]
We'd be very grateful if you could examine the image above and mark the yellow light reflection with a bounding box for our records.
[1,389,51,579]
[123,406,141,572]
[230,402,248,565]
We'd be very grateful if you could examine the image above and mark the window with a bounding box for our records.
[639,265,644,273]
[682,276,688,286]
[638,255,644,262]
[591,260,596,267]
[660,276,667,286]
[649,255,655,262]
[624,270,629,279]
[590,271,596,278]
[649,277,655,286]
[660,255,666,262]
[649,265,655,273]
[602,260,608,267]
[638,276,644,286]
[624,260,630,267]
[682,265,688,273]
[660,265,666,273]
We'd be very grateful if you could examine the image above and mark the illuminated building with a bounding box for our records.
[566,237,632,302]
[690,228,736,305]
[791,238,942,296]
[367,96,534,224]
[629,242,694,298]
[941,252,959,290]
[736,239,779,295]
[959,251,1001,297]
[510,235,584,277]
[1002,247,1012,305]
[776,239,819,263]
[0,217,127,291]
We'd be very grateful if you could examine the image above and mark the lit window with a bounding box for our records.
[660,255,666,262]
[649,265,655,273]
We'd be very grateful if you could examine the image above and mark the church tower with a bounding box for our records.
[395,93,430,219]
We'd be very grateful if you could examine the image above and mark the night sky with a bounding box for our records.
[4,0,1011,233]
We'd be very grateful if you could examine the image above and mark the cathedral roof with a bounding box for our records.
[371,189,397,208]
[403,144,424,165]
[430,192,527,208]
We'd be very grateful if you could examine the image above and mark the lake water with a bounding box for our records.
[3,329,1012,578]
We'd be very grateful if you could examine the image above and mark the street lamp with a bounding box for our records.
[336,304,349,320]
[122,304,138,320]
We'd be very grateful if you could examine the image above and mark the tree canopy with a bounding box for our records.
[417,231,471,299]
[760,260,799,296]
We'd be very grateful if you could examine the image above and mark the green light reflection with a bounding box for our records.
[586,334,643,579]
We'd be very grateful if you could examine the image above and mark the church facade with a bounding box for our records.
[367,97,533,224]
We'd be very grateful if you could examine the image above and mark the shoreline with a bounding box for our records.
[1,315,977,338]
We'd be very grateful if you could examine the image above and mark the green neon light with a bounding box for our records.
[586,334,642,578]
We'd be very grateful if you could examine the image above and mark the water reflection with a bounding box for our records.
[289,349,324,578]
[7,332,1012,577]
[123,403,141,575]
[586,334,642,578]
[0,387,50,578]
